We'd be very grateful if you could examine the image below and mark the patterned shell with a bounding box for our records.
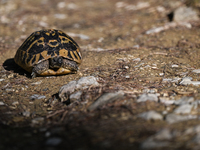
[14,29,82,73]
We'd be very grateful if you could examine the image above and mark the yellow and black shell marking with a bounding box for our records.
[14,29,82,73]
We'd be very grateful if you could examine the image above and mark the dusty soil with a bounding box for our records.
[1,0,200,149]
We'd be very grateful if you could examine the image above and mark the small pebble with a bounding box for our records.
[31,80,42,85]
[54,14,67,19]
[29,94,46,100]
[22,111,31,117]
[192,69,200,73]
[171,64,179,68]
[0,101,5,105]
[0,79,5,82]
[133,58,141,62]
[179,77,200,86]
[12,101,19,105]
[68,33,90,40]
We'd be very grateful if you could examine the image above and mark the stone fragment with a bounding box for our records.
[88,91,124,111]
[29,94,46,100]
[0,101,5,105]
[31,80,42,85]
[192,69,200,74]
[68,33,90,40]
[138,110,163,121]
[179,77,200,86]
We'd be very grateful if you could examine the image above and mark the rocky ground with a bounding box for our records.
[1,0,200,149]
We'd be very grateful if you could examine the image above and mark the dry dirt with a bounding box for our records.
[1,0,200,150]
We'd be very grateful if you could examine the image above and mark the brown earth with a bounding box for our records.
[1,0,200,150]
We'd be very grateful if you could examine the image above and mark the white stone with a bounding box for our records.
[31,80,42,85]
[192,69,200,73]
[0,101,5,105]
[179,77,200,86]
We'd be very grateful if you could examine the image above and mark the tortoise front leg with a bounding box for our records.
[31,60,49,78]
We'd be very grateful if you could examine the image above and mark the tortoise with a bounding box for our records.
[14,29,82,78]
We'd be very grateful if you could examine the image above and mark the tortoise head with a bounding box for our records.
[49,56,63,69]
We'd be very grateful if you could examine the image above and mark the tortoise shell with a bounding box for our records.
[14,29,82,73]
